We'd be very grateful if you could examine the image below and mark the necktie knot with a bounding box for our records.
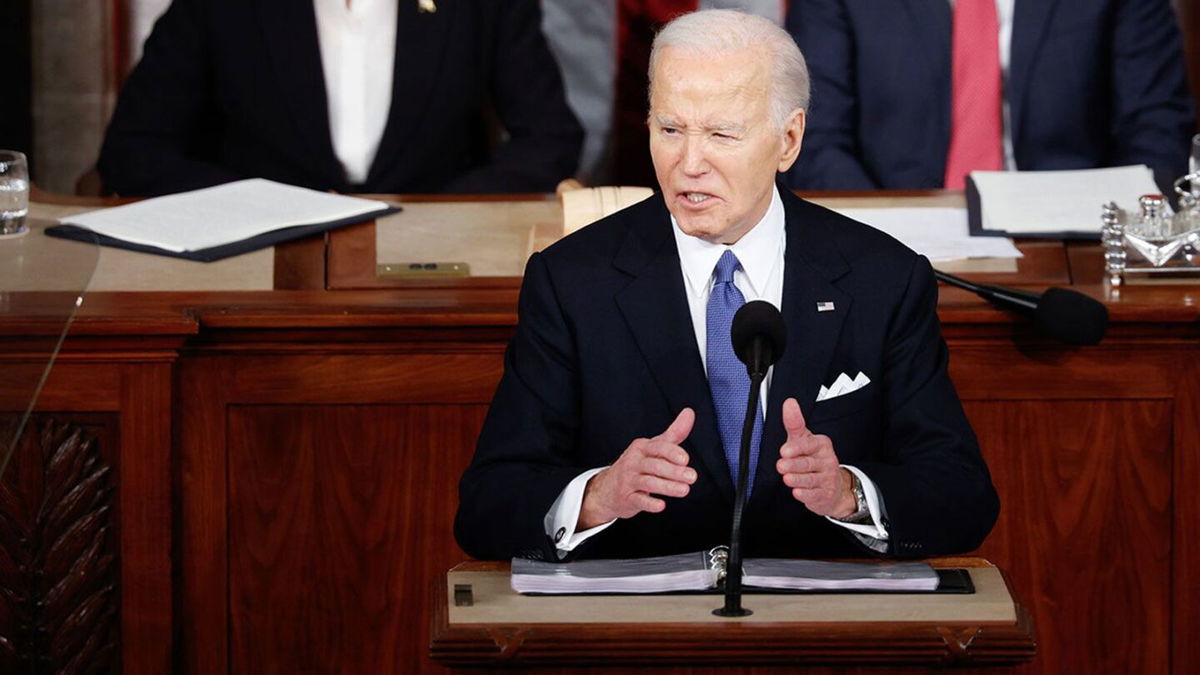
[714,250,741,286]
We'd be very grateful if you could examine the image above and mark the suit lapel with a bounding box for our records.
[752,190,852,502]
[1008,0,1061,157]
[254,0,341,185]
[613,199,733,503]
[368,0,455,185]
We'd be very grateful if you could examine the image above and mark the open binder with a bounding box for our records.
[511,547,973,596]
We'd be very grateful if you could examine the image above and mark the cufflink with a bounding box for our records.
[554,527,566,543]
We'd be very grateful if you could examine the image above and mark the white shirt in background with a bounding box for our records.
[313,0,397,185]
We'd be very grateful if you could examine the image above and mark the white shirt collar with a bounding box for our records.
[670,186,786,300]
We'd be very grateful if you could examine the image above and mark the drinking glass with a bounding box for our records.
[0,150,29,236]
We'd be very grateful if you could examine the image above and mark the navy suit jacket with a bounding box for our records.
[784,0,1194,191]
[455,187,998,562]
[97,0,582,196]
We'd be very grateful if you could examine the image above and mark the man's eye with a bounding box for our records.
[714,133,737,141]
[662,127,679,135]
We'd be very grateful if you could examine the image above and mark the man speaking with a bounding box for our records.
[455,10,998,562]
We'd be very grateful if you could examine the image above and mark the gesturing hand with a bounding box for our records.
[578,408,698,529]
[775,398,856,518]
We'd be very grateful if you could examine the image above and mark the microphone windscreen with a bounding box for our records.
[1035,287,1109,345]
[731,301,787,367]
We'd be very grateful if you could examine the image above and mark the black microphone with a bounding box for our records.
[732,300,788,378]
[934,270,1108,345]
[714,300,786,618]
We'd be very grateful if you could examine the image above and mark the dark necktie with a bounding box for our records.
[706,250,763,494]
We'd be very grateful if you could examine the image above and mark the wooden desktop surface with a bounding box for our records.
[3,189,1198,674]
[431,558,1035,667]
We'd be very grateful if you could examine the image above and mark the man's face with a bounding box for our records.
[649,45,804,245]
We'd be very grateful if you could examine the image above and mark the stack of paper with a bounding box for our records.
[46,178,397,261]
[743,558,939,591]
[512,551,719,594]
[967,165,1160,238]
[832,207,1021,262]
[511,548,941,595]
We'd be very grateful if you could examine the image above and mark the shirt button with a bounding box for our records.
[555,527,566,543]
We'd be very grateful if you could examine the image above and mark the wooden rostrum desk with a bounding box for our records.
[1,190,1197,673]
[432,558,1035,667]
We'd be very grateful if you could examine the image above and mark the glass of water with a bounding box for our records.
[0,150,30,236]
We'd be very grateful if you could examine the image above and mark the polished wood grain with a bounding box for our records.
[116,362,173,675]
[1173,354,1200,671]
[968,401,1172,675]
[326,220,379,289]
[177,350,502,674]
[273,231,328,290]
[227,404,485,674]
[3,355,178,674]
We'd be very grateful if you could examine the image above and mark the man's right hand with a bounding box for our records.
[577,408,697,529]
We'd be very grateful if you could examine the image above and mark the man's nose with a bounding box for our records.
[680,136,709,176]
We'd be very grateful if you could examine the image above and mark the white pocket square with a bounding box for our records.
[816,371,871,402]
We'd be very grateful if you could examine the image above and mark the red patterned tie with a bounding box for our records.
[943,0,1003,189]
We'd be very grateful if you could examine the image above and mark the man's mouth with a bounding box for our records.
[681,191,715,204]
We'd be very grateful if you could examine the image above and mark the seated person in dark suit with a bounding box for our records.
[97,0,583,196]
[784,0,1194,191]
[455,9,998,562]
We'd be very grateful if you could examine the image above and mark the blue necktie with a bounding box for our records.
[706,250,763,494]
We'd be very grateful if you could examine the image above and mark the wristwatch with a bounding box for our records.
[840,471,871,523]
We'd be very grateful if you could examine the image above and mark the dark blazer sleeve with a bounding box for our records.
[784,0,880,190]
[854,256,998,557]
[443,0,583,193]
[97,0,242,196]
[454,251,587,561]
[1107,0,1194,190]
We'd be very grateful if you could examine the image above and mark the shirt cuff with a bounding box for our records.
[824,464,889,543]
[544,467,617,558]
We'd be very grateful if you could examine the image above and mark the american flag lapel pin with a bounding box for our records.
[817,301,835,312]
[418,0,436,13]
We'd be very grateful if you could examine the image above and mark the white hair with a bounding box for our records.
[648,9,810,129]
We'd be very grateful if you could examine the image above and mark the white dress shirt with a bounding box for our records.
[545,187,890,557]
[313,0,397,185]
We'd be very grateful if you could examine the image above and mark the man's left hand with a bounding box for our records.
[775,397,857,518]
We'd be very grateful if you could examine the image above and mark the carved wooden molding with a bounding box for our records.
[0,419,118,673]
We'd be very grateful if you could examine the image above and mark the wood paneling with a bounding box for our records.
[177,351,502,674]
[1173,353,1200,670]
[116,362,172,675]
[0,354,176,674]
[967,400,1172,675]
[226,404,485,674]
[0,415,120,672]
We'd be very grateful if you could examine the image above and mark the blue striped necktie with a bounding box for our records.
[706,250,763,494]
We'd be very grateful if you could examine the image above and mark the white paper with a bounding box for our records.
[832,207,1022,262]
[60,178,391,253]
[969,165,1160,235]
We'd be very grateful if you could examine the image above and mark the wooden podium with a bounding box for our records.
[9,189,1196,672]
[430,558,1036,668]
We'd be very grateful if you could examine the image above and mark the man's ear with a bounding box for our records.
[776,108,806,173]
